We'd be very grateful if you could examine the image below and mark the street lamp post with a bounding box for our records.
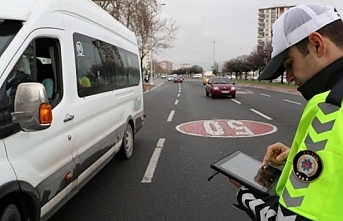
[211,39,218,71]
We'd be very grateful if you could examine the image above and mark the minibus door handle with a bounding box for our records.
[64,114,74,122]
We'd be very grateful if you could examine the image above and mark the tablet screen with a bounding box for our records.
[211,151,281,194]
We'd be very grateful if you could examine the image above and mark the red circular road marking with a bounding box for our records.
[176,119,277,138]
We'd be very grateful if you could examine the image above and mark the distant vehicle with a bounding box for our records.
[192,73,202,79]
[205,77,236,98]
[161,74,166,79]
[203,71,215,85]
[168,75,174,81]
[174,76,183,83]
[272,74,288,83]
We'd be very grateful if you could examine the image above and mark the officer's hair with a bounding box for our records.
[295,19,343,57]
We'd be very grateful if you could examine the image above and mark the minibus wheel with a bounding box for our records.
[0,204,21,221]
[120,124,133,159]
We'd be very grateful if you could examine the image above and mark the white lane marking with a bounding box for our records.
[232,99,241,104]
[174,100,179,105]
[250,109,273,120]
[236,90,254,94]
[260,93,271,97]
[177,94,180,97]
[167,110,175,122]
[143,82,166,94]
[283,99,302,105]
[141,138,165,183]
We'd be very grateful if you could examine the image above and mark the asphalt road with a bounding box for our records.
[50,78,306,221]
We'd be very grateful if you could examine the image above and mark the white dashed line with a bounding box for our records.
[283,99,302,105]
[141,138,165,183]
[232,99,241,104]
[260,93,271,97]
[250,109,273,120]
[167,110,175,122]
[174,100,179,105]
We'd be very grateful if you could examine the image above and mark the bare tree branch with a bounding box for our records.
[93,0,178,69]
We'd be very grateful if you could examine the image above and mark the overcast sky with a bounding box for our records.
[155,0,343,70]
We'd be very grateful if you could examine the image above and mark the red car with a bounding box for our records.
[174,76,183,83]
[205,77,236,98]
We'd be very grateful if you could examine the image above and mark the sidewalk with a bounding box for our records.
[143,83,157,92]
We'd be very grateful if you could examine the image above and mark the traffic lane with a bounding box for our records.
[141,85,254,219]
[147,132,251,221]
[170,96,293,158]
[188,80,304,124]
[49,82,242,221]
[162,82,298,219]
[232,85,304,130]
[143,80,180,113]
[176,82,297,137]
[135,84,252,220]
[191,80,301,126]
[142,102,251,218]
[150,87,276,220]
[50,83,181,220]
[175,82,258,121]
[50,81,293,221]
[236,85,306,108]
[239,85,306,103]
[174,81,297,159]
[49,137,163,221]
[141,82,252,220]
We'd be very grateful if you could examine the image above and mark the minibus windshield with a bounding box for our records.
[0,20,22,57]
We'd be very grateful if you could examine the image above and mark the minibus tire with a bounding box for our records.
[120,124,133,159]
[0,204,21,221]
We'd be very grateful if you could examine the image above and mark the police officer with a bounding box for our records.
[231,3,343,220]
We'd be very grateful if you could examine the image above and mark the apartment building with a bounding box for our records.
[257,5,294,51]
[159,60,173,72]
[141,49,152,71]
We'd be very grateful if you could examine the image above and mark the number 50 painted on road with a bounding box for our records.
[204,120,254,136]
[176,119,277,138]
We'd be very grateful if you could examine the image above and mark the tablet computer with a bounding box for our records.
[210,150,282,195]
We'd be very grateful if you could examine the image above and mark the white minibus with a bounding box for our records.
[0,0,144,220]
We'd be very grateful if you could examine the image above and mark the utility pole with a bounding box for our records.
[211,39,218,70]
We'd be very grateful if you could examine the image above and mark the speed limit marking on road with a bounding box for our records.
[176,119,277,138]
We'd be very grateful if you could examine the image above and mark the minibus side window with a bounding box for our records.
[74,33,141,97]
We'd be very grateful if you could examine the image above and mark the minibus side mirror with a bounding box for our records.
[11,83,53,131]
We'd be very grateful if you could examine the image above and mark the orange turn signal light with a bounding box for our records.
[40,103,53,124]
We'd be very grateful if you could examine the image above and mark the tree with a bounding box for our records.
[222,41,273,80]
[93,0,178,71]
[212,62,219,75]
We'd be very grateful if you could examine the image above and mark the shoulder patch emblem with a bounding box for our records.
[293,150,323,182]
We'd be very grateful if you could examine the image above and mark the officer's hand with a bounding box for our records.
[262,142,289,167]
[229,179,243,188]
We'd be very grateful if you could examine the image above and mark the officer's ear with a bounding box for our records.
[308,32,325,57]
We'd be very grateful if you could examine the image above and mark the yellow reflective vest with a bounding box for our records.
[276,90,343,220]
